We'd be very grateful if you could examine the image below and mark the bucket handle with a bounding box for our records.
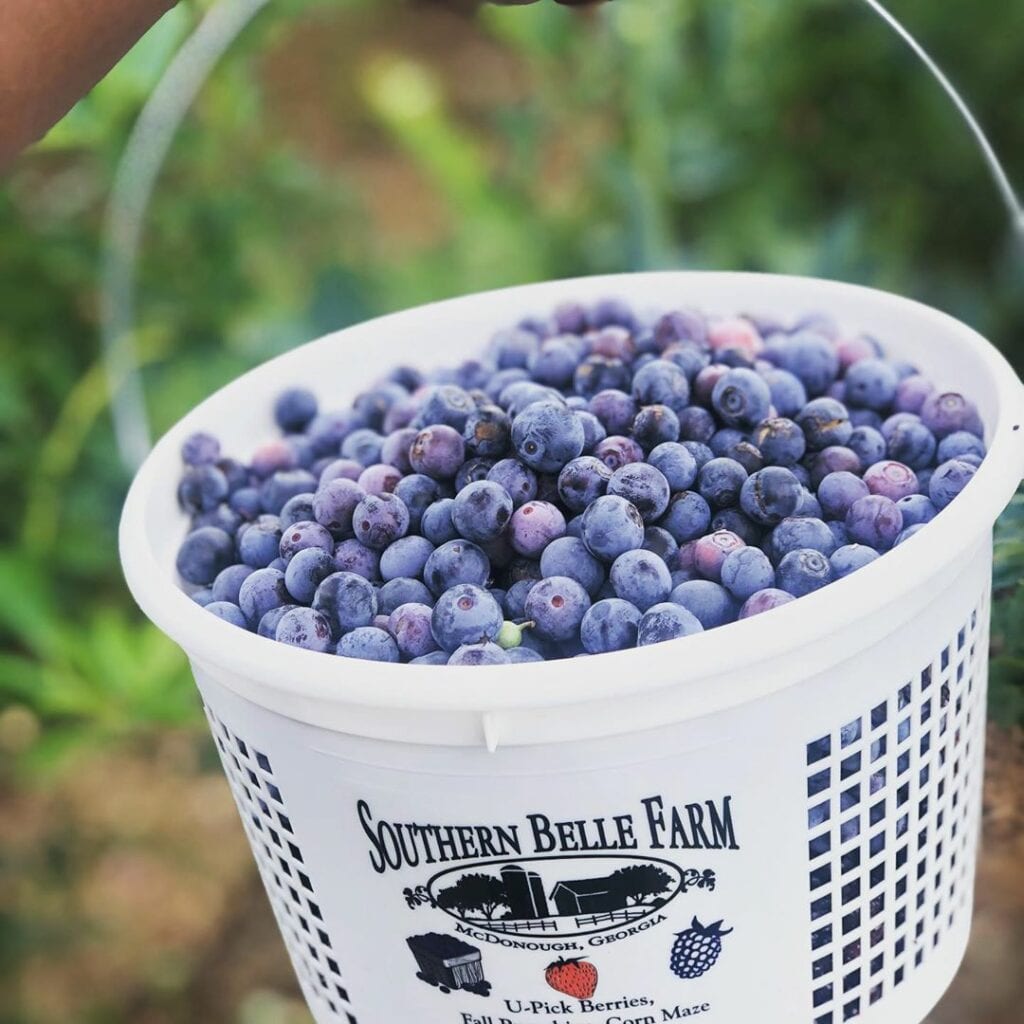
[101,0,1024,470]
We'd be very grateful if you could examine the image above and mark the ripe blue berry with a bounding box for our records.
[796,397,853,451]
[409,425,466,479]
[312,571,378,635]
[206,601,249,629]
[609,549,673,611]
[637,603,703,646]
[845,494,904,550]
[580,599,641,653]
[352,493,410,550]
[817,471,869,521]
[540,537,605,597]
[337,627,400,662]
[776,548,833,597]
[448,642,510,666]
[739,588,796,618]
[274,388,318,432]
[608,463,671,523]
[432,584,504,652]
[669,579,738,628]
[739,467,803,526]
[424,539,491,595]
[929,459,977,509]
[452,480,514,542]
[388,602,439,659]
[511,402,586,472]
[720,546,775,601]
[711,368,772,428]
[509,500,566,558]
[275,607,334,652]
[333,538,381,580]
[830,544,881,579]
[581,495,645,563]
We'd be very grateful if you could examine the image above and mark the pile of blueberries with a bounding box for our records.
[174,297,985,666]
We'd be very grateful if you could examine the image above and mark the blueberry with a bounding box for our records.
[490,327,540,370]
[849,409,884,430]
[607,463,671,523]
[796,397,853,451]
[238,567,290,625]
[806,446,861,489]
[251,440,298,478]
[709,428,746,459]
[279,493,316,530]
[769,517,837,562]
[589,389,638,436]
[885,419,937,469]
[502,578,537,620]
[637,603,703,646]
[424,539,491,595]
[761,368,808,417]
[206,601,249,629]
[937,431,986,464]
[257,604,298,639]
[420,497,459,545]
[174,526,234,587]
[845,494,903,550]
[711,367,772,428]
[830,544,881,579]
[357,463,402,497]
[432,584,504,652]
[337,627,401,663]
[313,572,378,636]
[377,577,431,615]
[274,607,334,652]
[229,487,263,521]
[274,387,318,432]
[501,380,566,418]
[452,480,514,542]
[558,456,613,513]
[486,458,538,509]
[283,547,336,604]
[608,549,672,611]
[511,402,586,472]
[896,493,938,528]
[506,645,545,664]
[693,530,746,582]
[895,523,927,545]
[929,459,977,509]
[590,297,637,329]
[415,384,476,432]
[352,493,410,550]
[279,520,334,562]
[739,467,803,526]
[392,473,441,531]
[574,356,632,399]
[843,358,899,410]
[524,576,591,642]
[192,503,243,536]
[754,418,806,466]
[580,599,641,654]
[529,338,580,388]
[181,431,221,467]
[581,495,645,563]
[178,464,229,514]
[777,548,833,596]
[698,458,748,509]
[212,564,256,605]
[318,459,363,487]
[593,435,645,472]
[409,425,465,479]
[260,469,318,516]
[893,374,935,414]
[631,359,691,413]
[333,538,381,580]
[540,537,606,597]
[576,410,607,454]
[447,643,510,666]
[773,331,840,396]
[817,471,869,520]
[632,404,681,451]
[463,404,512,459]
[644,443,697,494]
[306,409,364,457]
[509,500,566,558]
[339,428,384,468]
[794,487,824,519]
[388,602,439,659]
[710,507,762,545]
[847,426,887,467]
[682,441,715,470]
[919,392,984,439]
[738,588,796,618]
[669,579,737,628]
[660,491,712,543]
[720,546,776,601]
[380,427,419,475]
[642,525,679,563]
[372,535,432,582]
[409,651,449,666]
[676,405,716,444]
[191,587,216,607]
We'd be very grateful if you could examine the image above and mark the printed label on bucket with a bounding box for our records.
[299,740,806,1024]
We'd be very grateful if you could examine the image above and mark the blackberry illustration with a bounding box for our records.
[669,917,733,979]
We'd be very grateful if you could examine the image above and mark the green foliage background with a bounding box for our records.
[0,1,1022,1015]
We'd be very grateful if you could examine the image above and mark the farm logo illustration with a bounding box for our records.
[669,917,733,979]
[545,956,599,999]
[406,932,492,997]
[410,855,715,938]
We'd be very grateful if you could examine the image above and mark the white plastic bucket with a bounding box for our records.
[121,272,1024,1024]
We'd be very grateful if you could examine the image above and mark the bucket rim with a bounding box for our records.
[119,271,1024,729]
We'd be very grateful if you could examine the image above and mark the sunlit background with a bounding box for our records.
[1,1,1022,1021]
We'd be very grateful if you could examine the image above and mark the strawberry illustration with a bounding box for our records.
[545,956,598,1000]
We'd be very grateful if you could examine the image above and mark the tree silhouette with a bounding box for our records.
[608,864,674,906]
[437,872,509,920]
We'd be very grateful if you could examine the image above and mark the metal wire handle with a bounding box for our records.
[101,0,1024,470]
